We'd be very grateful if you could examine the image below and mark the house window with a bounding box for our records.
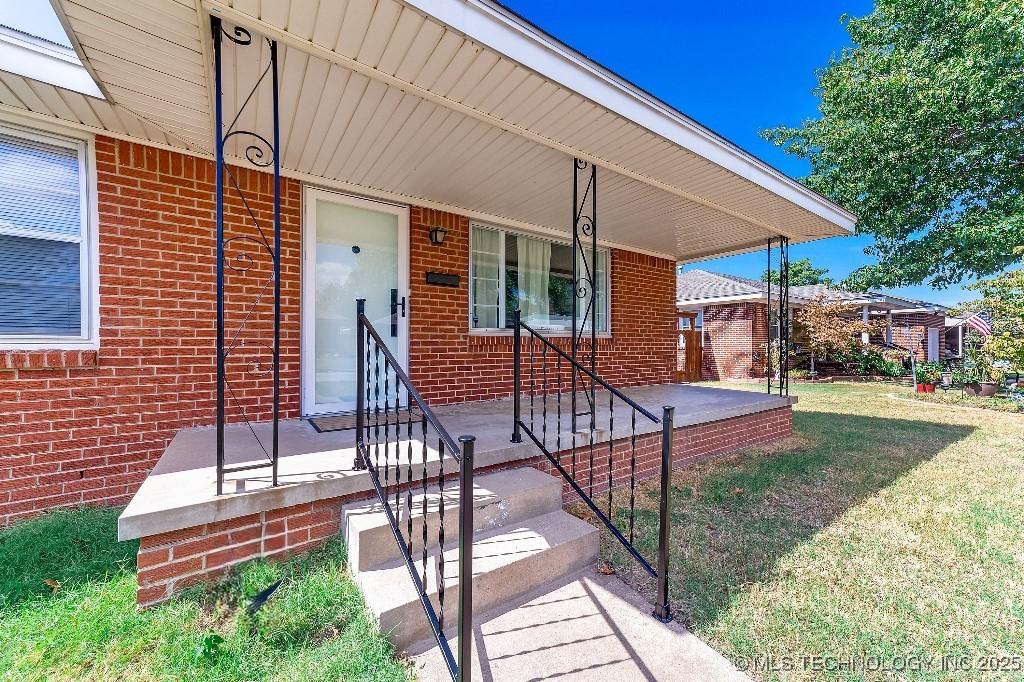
[0,124,93,347]
[470,224,609,333]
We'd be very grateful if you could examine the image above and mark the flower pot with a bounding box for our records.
[925,383,936,393]
[980,382,998,398]
[916,383,929,394]
[964,382,982,397]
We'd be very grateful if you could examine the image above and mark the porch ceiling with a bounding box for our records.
[45,0,856,259]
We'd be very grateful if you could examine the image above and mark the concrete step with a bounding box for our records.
[357,509,599,652]
[342,467,563,573]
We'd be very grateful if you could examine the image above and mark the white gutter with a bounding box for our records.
[407,0,857,232]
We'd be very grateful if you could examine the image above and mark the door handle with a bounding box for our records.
[390,289,406,337]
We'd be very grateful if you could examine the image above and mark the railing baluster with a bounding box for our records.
[556,354,562,465]
[542,344,548,449]
[629,407,637,544]
[384,360,391,497]
[407,396,414,558]
[437,437,446,632]
[421,412,428,596]
[607,388,614,517]
[374,344,381,471]
[529,337,535,434]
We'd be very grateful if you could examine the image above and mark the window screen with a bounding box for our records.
[0,130,84,338]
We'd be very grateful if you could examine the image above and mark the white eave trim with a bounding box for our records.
[406,0,857,232]
[0,25,103,98]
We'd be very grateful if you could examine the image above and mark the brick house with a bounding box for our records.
[0,1,857,646]
[677,269,952,380]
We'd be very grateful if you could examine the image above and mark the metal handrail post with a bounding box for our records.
[654,405,675,622]
[457,435,476,681]
[512,309,522,443]
[354,299,367,469]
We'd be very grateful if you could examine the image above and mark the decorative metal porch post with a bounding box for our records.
[766,236,790,397]
[572,158,598,422]
[212,17,282,493]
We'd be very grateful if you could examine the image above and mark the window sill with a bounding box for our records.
[1,349,99,370]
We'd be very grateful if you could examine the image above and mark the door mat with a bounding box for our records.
[310,407,425,433]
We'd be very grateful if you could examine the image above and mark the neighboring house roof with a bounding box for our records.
[677,269,949,314]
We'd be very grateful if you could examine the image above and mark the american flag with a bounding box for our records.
[962,311,992,336]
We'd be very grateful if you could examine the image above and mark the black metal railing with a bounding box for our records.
[511,310,675,621]
[354,299,474,681]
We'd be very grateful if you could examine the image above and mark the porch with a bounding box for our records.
[118,383,794,543]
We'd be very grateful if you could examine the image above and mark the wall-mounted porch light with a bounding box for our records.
[428,225,448,245]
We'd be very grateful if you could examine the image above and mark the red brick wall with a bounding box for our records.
[701,302,769,380]
[135,495,346,607]
[408,207,677,403]
[1,141,677,526]
[0,137,302,526]
[885,313,947,361]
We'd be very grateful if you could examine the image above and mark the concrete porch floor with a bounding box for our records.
[118,384,794,541]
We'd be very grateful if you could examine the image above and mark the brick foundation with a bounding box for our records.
[135,495,361,607]
[133,405,792,606]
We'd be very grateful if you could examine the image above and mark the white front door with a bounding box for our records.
[302,188,408,415]
[927,327,940,362]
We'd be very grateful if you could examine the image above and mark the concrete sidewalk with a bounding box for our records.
[411,568,751,682]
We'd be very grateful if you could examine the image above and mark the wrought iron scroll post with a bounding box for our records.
[766,237,790,397]
[212,17,282,494]
[572,159,598,422]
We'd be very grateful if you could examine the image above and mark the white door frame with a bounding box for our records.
[301,186,410,416]
[927,327,940,362]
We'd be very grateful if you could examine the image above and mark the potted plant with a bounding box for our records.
[916,361,942,393]
[980,361,1009,398]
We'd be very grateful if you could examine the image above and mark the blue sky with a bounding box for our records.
[1,0,72,47]
[501,0,974,306]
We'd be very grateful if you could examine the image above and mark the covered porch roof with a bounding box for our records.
[17,0,858,261]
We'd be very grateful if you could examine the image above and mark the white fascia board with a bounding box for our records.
[0,27,102,98]
[406,0,857,232]
[676,293,766,306]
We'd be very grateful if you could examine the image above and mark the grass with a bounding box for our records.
[602,381,1024,681]
[0,507,411,681]
[909,389,1024,413]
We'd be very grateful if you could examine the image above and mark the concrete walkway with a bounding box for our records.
[411,567,750,682]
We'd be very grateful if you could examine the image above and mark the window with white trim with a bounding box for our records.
[0,125,92,346]
[470,224,609,333]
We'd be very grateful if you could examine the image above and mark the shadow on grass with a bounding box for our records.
[604,408,976,629]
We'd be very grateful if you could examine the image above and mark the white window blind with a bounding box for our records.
[0,129,86,339]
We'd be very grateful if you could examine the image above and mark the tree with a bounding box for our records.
[956,263,1024,371]
[764,0,1024,289]
[761,257,834,286]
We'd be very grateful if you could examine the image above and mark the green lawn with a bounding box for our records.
[604,382,1024,681]
[0,507,411,681]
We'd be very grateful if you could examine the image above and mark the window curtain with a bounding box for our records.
[517,235,550,325]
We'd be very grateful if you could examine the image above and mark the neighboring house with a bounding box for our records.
[677,269,951,380]
[0,0,857,636]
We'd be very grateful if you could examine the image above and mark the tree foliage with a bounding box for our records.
[957,263,1024,371]
[794,298,886,359]
[764,0,1024,288]
[761,257,834,286]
